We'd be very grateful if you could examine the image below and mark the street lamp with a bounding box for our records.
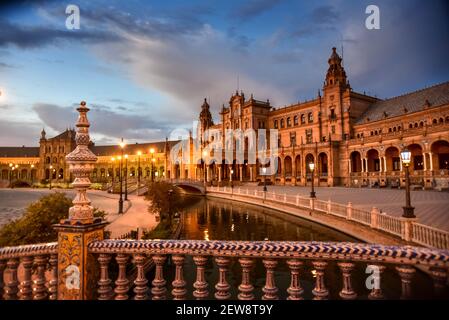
[137,151,142,196]
[400,148,415,218]
[111,157,115,187]
[202,150,207,186]
[9,163,13,188]
[150,148,155,182]
[49,165,54,190]
[124,154,129,201]
[309,162,316,198]
[118,138,126,214]
[262,167,267,192]
[168,189,173,223]
[31,164,34,186]
[230,168,234,193]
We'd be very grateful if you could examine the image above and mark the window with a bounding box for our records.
[330,108,336,120]
[392,157,400,171]
[287,117,291,127]
[308,112,313,123]
[274,120,278,129]
[301,114,305,124]
[280,119,285,128]
[294,115,298,126]
[306,129,313,144]
[331,125,335,134]
[414,155,424,170]
[290,132,296,146]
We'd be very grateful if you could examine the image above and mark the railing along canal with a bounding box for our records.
[208,186,449,250]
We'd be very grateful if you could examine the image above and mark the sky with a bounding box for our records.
[0,0,448,146]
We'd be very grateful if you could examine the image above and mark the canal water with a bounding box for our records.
[147,196,439,300]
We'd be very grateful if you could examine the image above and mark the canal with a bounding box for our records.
[147,195,439,300]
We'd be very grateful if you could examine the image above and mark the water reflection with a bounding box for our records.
[181,197,356,242]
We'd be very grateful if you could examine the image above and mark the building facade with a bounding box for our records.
[1,48,448,189]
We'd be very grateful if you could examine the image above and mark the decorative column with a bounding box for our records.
[54,101,107,300]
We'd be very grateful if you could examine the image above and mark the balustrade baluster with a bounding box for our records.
[98,254,113,300]
[114,254,130,300]
[429,267,448,296]
[19,256,33,300]
[286,259,304,300]
[133,254,149,300]
[312,261,329,300]
[238,258,255,300]
[193,256,209,299]
[214,256,231,300]
[171,255,187,300]
[338,262,357,300]
[0,259,5,300]
[32,255,48,300]
[367,264,386,300]
[48,254,58,300]
[4,258,19,300]
[151,254,167,300]
[262,259,278,300]
[396,265,415,299]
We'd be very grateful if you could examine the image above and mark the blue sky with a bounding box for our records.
[0,0,448,146]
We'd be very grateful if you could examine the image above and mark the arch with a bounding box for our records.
[305,153,315,173]
[294,115,298,126]
[367,149,380,172]
[45,169,50,180]
[284,156,292,176]
[280,119,285,128]
[308,112,313,123]
[276,156,282,175]
[301,114,306,124]
[295,155,301,177]
[431,140,449,170]
[100,168,106,178]
[406,143,423,171]
[385,146,400,171]
[318,152,328,176]
[130,167,136,177]
[350,151,362,172]
[2,169,8,180]
[58,168,64,180]
[46,157,51,164]
[20,169,28,180]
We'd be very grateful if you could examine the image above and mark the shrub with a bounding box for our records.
[0,192,106,247]
[145,181,184,225]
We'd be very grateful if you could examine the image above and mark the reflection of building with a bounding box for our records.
[171,48,449,189]
[0,127,176,186]
[1,48,448,189]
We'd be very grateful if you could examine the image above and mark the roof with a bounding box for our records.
[0,147,40,158]
[356,81,449,124]
[90,140,179,157]
[48,129,76,140]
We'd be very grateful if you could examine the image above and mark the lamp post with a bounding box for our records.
[309,162,316,198]
[400,148,415,218]
[31,164,35,186]
[49,165,53,190]
[124,154,129,201]
[137,151,141,196]
[118,138,125,214]
[262,167,267,192]
[111,157,115,187]
[8,163,13,188]
[230,168,234,194]
[168,189,173,224]
[202,150,207,186]
[149,148,155,182]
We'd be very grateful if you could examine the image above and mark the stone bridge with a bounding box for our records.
[168,179,205,195]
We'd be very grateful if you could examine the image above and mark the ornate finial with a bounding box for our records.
[40,128,46,140]
[64,101,98,225]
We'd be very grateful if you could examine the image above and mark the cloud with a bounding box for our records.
[32,102,173,144]
[0,61,16,69]
[0,119,42,146]
[233,0,283,20]
[0,19,120,49]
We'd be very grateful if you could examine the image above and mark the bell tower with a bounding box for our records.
[198,98,214,146]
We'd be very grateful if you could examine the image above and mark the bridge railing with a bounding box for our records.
[0,242,58,300]
[208,186,449,250]
[86,239,448,300]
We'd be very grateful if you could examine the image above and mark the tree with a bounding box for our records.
[0,192,106,247]
[145,181,183,225]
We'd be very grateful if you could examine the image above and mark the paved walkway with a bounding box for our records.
[0,189,159,238]
[235,185,449,231]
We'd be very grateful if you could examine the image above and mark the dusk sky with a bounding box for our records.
[0,0,448,146]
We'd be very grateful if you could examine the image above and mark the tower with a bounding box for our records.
[198,98,214,146]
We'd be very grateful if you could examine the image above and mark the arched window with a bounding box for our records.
[287,117,291,127]
[308,112,313,123]
[274,120,278,129]
[280,119,285,128]
[301,114,306,124]
[294,115,298,126]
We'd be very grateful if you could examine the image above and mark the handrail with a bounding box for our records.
[0,242,58,259]
[88,239,449,268]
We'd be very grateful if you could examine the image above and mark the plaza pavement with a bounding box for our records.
[237,184,449,232]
